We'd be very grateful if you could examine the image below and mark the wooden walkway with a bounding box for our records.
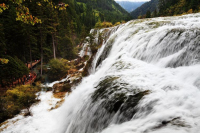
[0,60,40,95]
[27,60,40,69]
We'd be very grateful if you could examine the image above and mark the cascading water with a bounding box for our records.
[1,13,200,133]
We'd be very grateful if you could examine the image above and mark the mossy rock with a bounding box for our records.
[46,87,53,91]
[91,76,150,124]
[64,76,150,133]
[83,55,90,61]
[61,83,71,92]
[64,80,70,84]
[76,63,85,70]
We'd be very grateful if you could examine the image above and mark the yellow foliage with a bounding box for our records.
[1,0,67,25]
[15,5,42,25]
[37,2,42,6]
[138,16,142,19]
[121,21,126,24]
[0,58,9,64]
[0,84,41,122]
[114,22,121,26]
[102,22,113,28]
[187,9,193,14]
[95,21,113,28]
[0,3,9,13]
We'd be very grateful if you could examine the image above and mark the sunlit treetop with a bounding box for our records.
[0,58,9,64]
[0,0,69,25]
[0,3,9,13]
[16,4,42,25]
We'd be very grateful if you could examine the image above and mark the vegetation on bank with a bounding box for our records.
[94,21,124,29]
[0,84,41,123]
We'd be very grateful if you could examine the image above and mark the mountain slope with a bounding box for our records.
[130,0,159,19]
[158,0,200,16]
[76,0,132,23]
[116,1,145,12]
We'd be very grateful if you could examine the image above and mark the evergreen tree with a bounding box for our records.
[146,10,151,18]
[153,9,158,17]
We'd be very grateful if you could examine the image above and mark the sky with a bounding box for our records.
[115,0,150,2]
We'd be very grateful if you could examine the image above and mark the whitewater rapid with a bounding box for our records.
[1,13,200,133]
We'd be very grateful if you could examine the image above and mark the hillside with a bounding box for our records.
[76,0,132,24]
[130,0,159,19]
[0,0,132,91]
[130,0,200,19]
[116,1,145,12]
[158,0,200,16]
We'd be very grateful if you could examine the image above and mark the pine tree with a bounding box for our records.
[146,10,151,18]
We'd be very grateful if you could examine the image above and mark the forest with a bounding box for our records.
[0,0,130,88]
[0,0,131,123]
[158,0,200,16]
[130,0,159,19]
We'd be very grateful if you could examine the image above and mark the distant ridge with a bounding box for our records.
[130,0,159,19]
[116,1,145,12]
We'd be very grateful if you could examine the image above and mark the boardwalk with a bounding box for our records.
[27,60,40,69]
[0,60,40,95]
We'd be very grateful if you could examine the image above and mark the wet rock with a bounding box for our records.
[53,82,72,93]
[53,82,64,93]
[61,83,72,92]
[76,62,85,70]
[76,76,151,132]
[151,117,190,131]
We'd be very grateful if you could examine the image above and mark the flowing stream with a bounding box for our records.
[1,13,200,133]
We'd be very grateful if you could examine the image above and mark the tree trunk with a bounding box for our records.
[0,79,4,87]
[52,34,56,59]
[21,78,23,85]
[29,37,33,73]
[40,29,43,76]
[55,32,58,56]
[11,76,13,87]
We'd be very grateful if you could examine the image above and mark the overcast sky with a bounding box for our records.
[115,0,150,2]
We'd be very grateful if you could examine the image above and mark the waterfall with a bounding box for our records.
[2,13,200,133]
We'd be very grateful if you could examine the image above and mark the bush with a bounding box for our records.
[95,21,113,28]
[114,22,121,26]
[0,84,40,123]
[47,58,71,81]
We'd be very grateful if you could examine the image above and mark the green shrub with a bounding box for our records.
[47,58,70,81]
